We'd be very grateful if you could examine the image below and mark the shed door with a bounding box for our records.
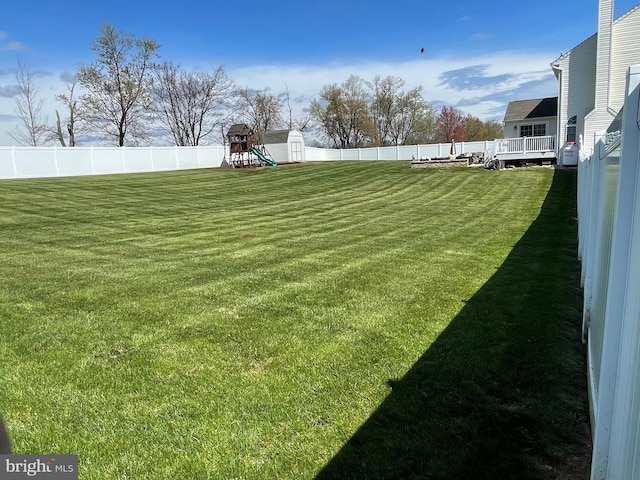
[291,141,302,162]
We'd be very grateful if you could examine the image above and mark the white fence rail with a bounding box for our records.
[305,141,493,162]
[0,145,226,179]
[578,65,640,479]
[0,141,498,179]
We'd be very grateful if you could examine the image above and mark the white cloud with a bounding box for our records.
[59,71,77,83]
[0,31,25,51]
[472,32,491,41]
[0,85,20,98]
[5,40,25,51]
[229,50,558,121]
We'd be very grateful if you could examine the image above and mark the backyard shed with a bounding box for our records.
[262,129,305,163]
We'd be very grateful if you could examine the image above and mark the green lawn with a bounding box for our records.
[0,162,586,479]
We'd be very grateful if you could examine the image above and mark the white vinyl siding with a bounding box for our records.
[262,129,306,163]
[594,0,614,112]
[504,117,557,140]
[555,35,597,154]
[610,6,640,111]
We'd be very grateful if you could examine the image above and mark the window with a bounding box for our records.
[520,124,546,137]
[566,115,577,143]
[533,124,546,136]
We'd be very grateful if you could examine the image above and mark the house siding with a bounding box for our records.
[568,38,598,146]
[610,7,640,110]
[503,117,557,140]
[595,0,614,112]
[555,36,597,163]
[554,4,640,161]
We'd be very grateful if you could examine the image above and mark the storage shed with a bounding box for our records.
[262,129,305,163]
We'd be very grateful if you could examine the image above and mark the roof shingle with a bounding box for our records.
[503,97,558,122]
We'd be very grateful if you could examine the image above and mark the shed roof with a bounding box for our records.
[262,130,292,144]
[503,97,558,122]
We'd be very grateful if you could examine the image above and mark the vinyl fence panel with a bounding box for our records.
[0,145,226,179]
[578,65,640,480]
[601,65,640,480]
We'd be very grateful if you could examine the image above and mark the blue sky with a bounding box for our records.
[1,0,639,145]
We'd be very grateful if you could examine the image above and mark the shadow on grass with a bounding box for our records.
[316,169,587,480]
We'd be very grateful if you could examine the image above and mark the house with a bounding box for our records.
[551,0,640,165]
[487,97,558,167]
[262,129,305,164]
[502,97,558,140]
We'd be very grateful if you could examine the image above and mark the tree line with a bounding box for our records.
[9,24,503,148]
[310,75,502,148]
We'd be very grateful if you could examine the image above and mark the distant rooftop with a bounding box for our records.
[503,97,558,122]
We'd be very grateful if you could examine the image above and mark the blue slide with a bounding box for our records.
[251,147,277,167]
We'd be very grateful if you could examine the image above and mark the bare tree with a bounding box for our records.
[283,84,311,131]
[78,23,160,146]
[52,80,80,147]
[237,88,284,137]
[153,62,235,146]
[9,59,48,146]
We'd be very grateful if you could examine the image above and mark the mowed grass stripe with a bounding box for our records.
[0,162,584,479]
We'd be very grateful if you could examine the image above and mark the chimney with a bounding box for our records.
[595,0,614,111]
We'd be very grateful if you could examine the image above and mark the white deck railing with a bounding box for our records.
[495,135,556,154]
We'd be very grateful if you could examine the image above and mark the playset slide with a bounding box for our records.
[250,147,277,167]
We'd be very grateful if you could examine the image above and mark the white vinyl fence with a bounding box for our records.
[578,65,640,479]
[0,141,497,179]
[305,140,492,162]
[0,145,226,179]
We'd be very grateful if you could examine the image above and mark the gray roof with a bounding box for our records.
[262,129,292,144]
[226,123,253,137]
[503,97,558,122]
